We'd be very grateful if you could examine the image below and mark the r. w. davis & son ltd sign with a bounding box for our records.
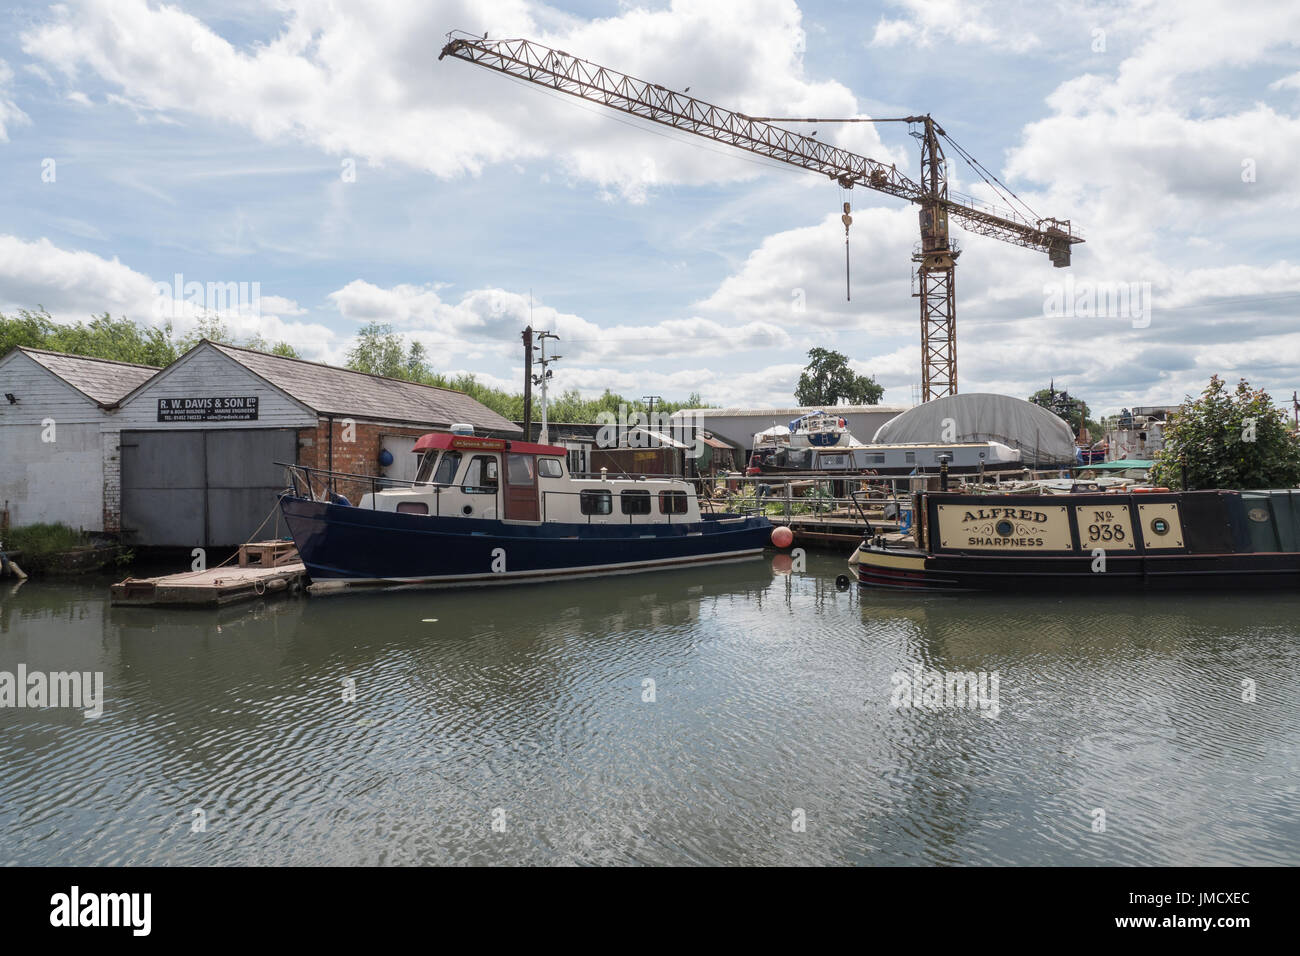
[156,396,260,422]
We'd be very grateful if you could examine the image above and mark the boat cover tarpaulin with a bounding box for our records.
[871,393,1076,465]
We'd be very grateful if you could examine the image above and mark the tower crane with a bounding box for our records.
[439,32,1083,401]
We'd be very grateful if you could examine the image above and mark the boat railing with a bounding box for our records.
[280,462,461,511]
[280,462,731,524]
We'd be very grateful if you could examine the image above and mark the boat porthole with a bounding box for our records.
[995,519,1014,536]
[835,574,851,591]
[1247,507,1270,523]
[462,505,473,516]
[1150,517,1169,535]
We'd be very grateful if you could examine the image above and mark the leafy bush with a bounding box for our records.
[1150,376,1300,490]
[3,522,91,557]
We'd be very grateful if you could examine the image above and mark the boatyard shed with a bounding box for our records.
[109,342,520,547]
[1,340,520,548]
[0,347,158,532]
[871,392,1076,466]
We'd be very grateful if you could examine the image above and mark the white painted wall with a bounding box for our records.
[114,344,318,429]
[0,351,107,531]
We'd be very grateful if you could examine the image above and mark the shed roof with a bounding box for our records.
[207,341,521,434]
[11,347,159,407]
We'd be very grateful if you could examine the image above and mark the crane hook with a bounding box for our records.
[842,201,853,301]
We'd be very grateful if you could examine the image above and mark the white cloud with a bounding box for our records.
[0,235,334,356]
[1271,72,1300,92]
[328,278,793,365]
[869,0,1040,52]
[22,0,905,202]
[0,60,32,141]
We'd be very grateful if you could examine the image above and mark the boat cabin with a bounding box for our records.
[354,432,703,525]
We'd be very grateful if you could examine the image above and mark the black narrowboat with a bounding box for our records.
[848,488,1300,592]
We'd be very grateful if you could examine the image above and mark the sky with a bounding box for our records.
[1,0,1298,416]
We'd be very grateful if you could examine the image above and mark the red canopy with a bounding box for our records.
[412,433,567,456]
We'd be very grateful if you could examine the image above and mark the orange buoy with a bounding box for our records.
[771,525,794,549]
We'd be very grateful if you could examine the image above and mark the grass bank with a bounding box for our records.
[2,523,128,575]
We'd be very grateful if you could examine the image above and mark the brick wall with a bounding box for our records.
[297,418,440,501]
[102,428,121,532]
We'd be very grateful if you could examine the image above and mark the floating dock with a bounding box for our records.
[782,514,890,546]
[111,563,308,607]
[110,541,307,608]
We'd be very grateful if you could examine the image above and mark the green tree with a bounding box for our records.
[181,315,299,358]
[344,322,408,378]
[794,347,883,406]
[2,307,298,365]
[1028,384,1103,438]
[1150,376,1300,490]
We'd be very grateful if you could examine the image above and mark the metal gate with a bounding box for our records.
[120,429,297,547]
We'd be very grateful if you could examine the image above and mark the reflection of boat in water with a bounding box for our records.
[280,432,772,590]
[849,488,1300,592]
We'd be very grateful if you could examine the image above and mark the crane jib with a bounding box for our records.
[440,33,1083,400]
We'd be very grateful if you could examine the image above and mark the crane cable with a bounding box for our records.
[939,130,1042,226]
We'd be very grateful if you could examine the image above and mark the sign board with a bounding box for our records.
[1074,504,1137,551]
[935,503,1074,551]
[157,396,259,423]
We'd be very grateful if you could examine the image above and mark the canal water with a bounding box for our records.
[1,552,1297,866]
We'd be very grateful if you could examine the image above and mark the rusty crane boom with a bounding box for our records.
[439,32,1082,400]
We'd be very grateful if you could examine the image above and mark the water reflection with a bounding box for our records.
[0,557,1295,865]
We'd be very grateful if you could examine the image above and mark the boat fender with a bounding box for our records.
[329,492,351,506]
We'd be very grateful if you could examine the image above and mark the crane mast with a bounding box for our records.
[439,32,1082,401]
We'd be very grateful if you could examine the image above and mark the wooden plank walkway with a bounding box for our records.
[780,514,900,547]
[110,563,307,608]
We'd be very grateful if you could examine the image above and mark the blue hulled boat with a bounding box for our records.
[279,433,772,589]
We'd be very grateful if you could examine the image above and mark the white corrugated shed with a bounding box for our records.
[872,393,1076,465]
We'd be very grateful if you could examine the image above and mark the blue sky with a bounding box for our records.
[2,0,1299,415]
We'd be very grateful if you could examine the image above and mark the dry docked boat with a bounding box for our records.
[278,432,772,588]
[848,487,1300,592]
[748,419,1021,476]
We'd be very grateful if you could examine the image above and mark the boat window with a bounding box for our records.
[580,490,612,515]
[659,490,689,514]
[431,451,461,485]
[415,452,437,484]
[462,455,499,494]
[396,501,428,515]
[905,451,916,464]
[507,453,535,485]
[538,458,564,478]
[621,490,651,515]
[870,453,885,464]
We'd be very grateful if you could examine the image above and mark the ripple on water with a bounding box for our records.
[0,558,1297,865]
